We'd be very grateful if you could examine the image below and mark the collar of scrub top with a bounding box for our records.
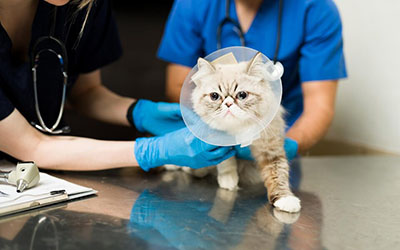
[217,0,283,65]
[30,6,71,135]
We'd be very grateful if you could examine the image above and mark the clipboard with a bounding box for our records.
[0,200,68,223]
[0,190,68,216]
[0,170,97,217]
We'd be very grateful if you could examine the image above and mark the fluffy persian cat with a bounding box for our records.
[175,52,300,213]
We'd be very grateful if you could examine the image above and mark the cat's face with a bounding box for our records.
[191,53,275,134]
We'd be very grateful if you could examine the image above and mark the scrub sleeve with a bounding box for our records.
[157,0,205,67]
[299,0,347,82]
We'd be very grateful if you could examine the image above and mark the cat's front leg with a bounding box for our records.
[217,157,239,191]
[256,154,301,213]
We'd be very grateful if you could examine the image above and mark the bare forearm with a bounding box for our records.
[70,84,134,126]
[33,136,139,171]
[166,64,191,102]
[69,70,135,126]
[286,107,334,151]
[286,80,338,152]
[0,110,140,171]
[166,79,181,103]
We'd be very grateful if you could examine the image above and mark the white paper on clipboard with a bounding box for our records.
[0,163,97,216]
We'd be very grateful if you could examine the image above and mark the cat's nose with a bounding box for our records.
[225,102,232,107]
[223,96,234,107]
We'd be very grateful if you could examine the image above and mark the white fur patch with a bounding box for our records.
[273,196,301,213]
[181,166,192,174]
[217,172,239,191]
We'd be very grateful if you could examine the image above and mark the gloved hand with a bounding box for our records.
[132,99,186,136]
[234,145,253,161]
[134,127,235,171]
[284,137,298,161]
[234,137,298,162]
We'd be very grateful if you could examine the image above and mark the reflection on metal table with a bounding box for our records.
[0,156,399,250]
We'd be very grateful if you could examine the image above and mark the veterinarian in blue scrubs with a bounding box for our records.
[0,0,234,171]
[158,0,347,158]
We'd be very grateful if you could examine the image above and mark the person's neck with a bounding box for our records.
[0,0,39,62]
[0,0,38,31]
[234,0,263,33]
[235,0,263,10]
[0,0,37,10]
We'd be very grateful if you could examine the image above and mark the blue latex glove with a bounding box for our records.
[134,127,235,171]
[283,137,298,161]
[234,145,253,161]
[132,99,186,136]
[234,137,298,162]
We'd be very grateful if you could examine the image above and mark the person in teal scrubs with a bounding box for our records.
[158,0,347,158]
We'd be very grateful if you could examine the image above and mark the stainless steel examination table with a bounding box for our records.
[0,156,399,250]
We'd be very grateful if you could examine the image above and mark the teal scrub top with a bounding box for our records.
[158,0,347,127]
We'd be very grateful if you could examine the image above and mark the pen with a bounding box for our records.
[50,190,66,195]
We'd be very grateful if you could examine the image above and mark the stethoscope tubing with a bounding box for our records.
[216,0,283,64]
[30,7,70,134]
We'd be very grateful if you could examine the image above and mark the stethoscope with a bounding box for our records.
[217,0,283,64]
[30,7,70,134]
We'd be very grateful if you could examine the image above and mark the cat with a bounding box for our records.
[173,52,301,213]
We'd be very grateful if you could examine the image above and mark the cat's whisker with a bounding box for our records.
[263,123,280,138]
[203,114,219,123]
[249,113,281,140]
[245,113,271,138]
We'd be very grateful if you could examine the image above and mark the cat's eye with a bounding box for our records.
[210,92,220,101]
[236,91,248,100]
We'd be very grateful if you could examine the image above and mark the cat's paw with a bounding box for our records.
[273,196,301,213]
[218,173,239,191]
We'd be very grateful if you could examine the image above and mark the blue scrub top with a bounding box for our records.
[158,0,347,127]
[0,0,122,125]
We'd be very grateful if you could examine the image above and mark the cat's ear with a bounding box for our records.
[247,52,264,75]
[192,58,215,86]
[247,52,284,81]
[197,57,215,73]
